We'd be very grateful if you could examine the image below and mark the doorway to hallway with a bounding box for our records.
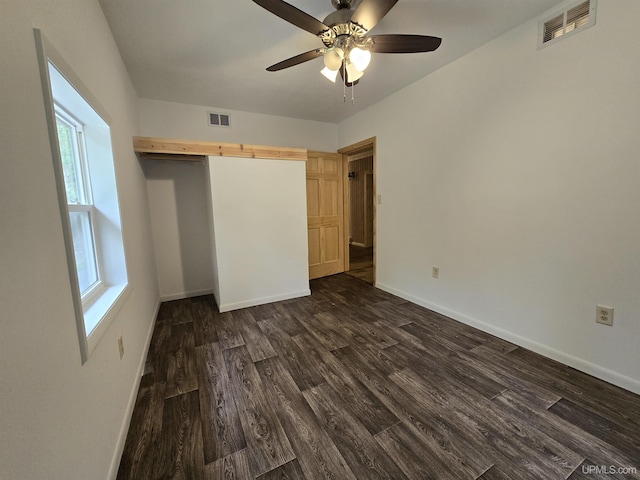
[340,141,375,284]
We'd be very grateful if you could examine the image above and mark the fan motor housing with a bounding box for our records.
[322,5,368,47]
[331,0,354,9]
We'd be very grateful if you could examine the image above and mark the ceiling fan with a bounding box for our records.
[251,0,442,87]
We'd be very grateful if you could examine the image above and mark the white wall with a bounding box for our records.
[0,1,159,479]
[140,98,338,299]
[143,159,214,301]
[339,0,640,393]
[139,98,338,151]
[207,156,310,311]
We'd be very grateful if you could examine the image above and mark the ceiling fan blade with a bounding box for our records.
[251,0,330,36]
[369,34,442,53]
[266,49,324,72]
[350,0,398,32]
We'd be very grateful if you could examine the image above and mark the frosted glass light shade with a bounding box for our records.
[321,67,339,82]
[350,47,371,72]
[323,48,344,71]
[345,62,364,82]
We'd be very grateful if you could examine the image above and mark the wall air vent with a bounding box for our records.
[538,0,596,49]
[208,112,231,127]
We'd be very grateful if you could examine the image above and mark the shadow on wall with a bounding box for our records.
[142,159,213,299]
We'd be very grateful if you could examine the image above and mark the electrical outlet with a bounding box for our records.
[377,194,382,205]
[596,305,613,326]
[432,266,440,279]
[118,336,125,358]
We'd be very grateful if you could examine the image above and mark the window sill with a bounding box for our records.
[85,282,131,357]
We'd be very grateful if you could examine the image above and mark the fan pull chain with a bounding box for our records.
[343,62,346,103]
[351,81,355,104]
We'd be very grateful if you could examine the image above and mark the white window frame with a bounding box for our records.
[54,106,106,308]
[34,29,130,363]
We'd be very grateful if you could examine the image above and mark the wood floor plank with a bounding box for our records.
[463,345,562,409]
[341,316,398,350]
[165,346,198,399]
[363,300,414,327]
[401,321,482,352]
[147,322,172,359]
[466,332,518,354]
[166,322,196,353]
[192,301,218,347]
[492,390,637,473]
[509,347,640,428]
[255,356,357,480]
[391,368,583,479]
[375,422,479,480]
[548,398,640,462]
[196,342,246,464]
[294,311,351,350]
[223,345,296,477]
[117,382,166,480]
[333,345,501,478]
[152,391,204,479]
[303,382,410,480]
[270,306,309,337]
[255,458,306,480]
[293,333,401,435]
[217,311,245,350]
[476,465,516,479]
[201,449,252,479]
[332,343,400,377]
[233,309,277,363]
[258,317,325,391]
[388,369,544,480]
[384,342,508,400]
[158,298,195,325]
[377,319,454,359]
[248,302,279,321]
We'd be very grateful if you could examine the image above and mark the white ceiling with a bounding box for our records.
[99,0,565,123]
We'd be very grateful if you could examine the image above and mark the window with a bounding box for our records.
[35,29,129,362]
[55,107,103,303]
[539,0,596,49]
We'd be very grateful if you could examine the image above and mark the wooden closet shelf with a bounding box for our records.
[133,136,307,161]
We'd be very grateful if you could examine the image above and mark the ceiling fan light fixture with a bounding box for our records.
[323,47,344,71]
[321,66,339,82]
[349,47,371,72]
[252,0,443,96]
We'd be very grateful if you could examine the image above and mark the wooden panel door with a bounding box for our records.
[306,151,344,279]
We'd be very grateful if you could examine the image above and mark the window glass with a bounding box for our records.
[69,210,99,293]
[55,114,84,204]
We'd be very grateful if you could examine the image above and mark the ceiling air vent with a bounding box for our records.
[208,112,231,127]
[538,0,596,49]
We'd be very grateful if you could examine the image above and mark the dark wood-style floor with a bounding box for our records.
[117,274,640,479]
[347,245,374,284]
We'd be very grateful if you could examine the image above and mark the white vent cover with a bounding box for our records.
[208,112,231,127]
[538,0,596,49]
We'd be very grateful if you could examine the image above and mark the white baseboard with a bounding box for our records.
[107,299,160,480]
[219,289,311,313]
[159,288,214,302]
[376,282,640,395]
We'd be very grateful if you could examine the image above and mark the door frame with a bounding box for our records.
[338,136,376,285]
